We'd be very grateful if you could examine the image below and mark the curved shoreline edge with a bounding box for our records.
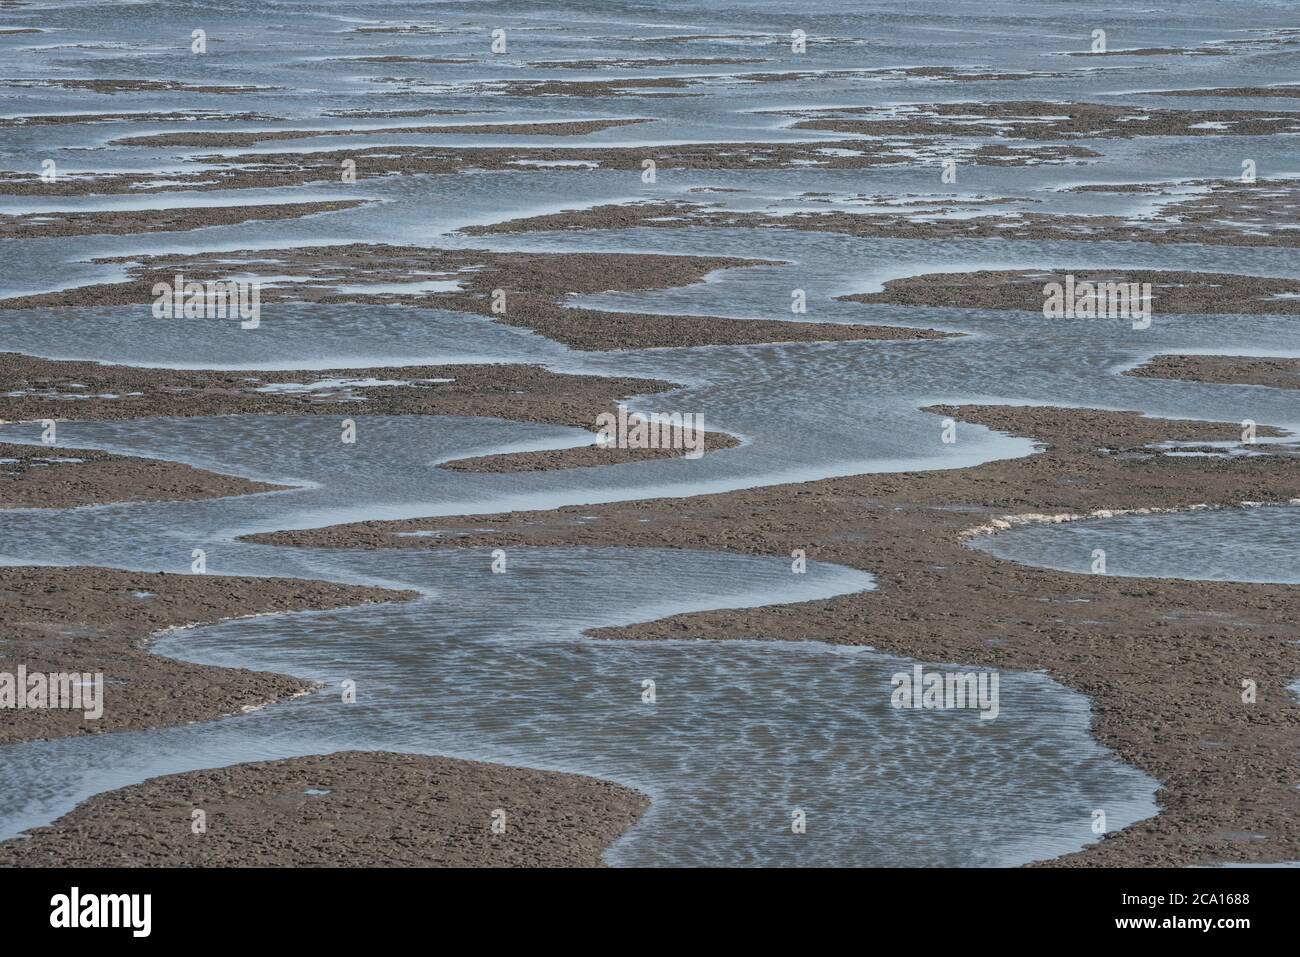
[0,751,649,868]
[0,565,419,747]
[2,380,1296,866]
[247,403,1300,868]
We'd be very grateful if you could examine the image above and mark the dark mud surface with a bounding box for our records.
[788,100,1300,139]
[0,353,674,426]
[0,566,416,746]
[0,440,283,509]
[1127,354,1300,390]
[0,355,740,471]
[0,245,947,350]
[0,135,1098,197]
[462,180,1300,249]
[840,269,1300,315]
[0,110,280,128]
[0,199,368,239]
[0,751,648,867]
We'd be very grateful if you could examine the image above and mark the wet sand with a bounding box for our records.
[1147,85,1300,97]
[332,56,478,64]
[840,269,1300,314]
[0,246,948,351]
[198,137,1098,179]
[0,354,675,426]
[0,440,284,509]
[0,199,368,239]
[0,110,280,128]
[4,30,1299,870]
[0,565,416,745]
[1126,354,1300,390]
[0,354,740,469]
[0,133,1098,197]
[247,404,1300,867]
[0,751,648,867]
[445,76,697,97]
[462,180,1300,249]
[456,66,1072,97]
[789,100,1300,139]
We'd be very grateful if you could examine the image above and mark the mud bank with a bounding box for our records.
[0,199,368,239]
[0,110,279,128]
[0,354,739,469]
[0,246,947,351]
[1126,354,1300,390]
[0,566,416,745]
[247,405,1300,867]
[787,100,1300,139]
[455,66,1071,96]
[8,78,269,95]
[840,269,1300,315]
[0,440,283,509]
[0,751,648,867]
[461,180,1300,249]
[1138,85,1300,97]
[0,136,1095,197]
[0,353,675,426]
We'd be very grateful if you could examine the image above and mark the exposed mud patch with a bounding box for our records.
[0,440,284,509]
[0,245,948,351]
[0,199,368,239]
[0,751,648,867]
[840,269,1300,314]
[0,566,416,745]
[1126,354,1300,390]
